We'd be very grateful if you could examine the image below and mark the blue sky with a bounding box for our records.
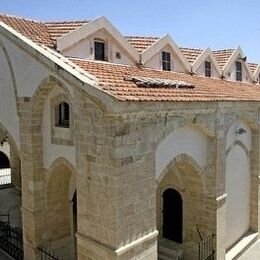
[1,0,260,62]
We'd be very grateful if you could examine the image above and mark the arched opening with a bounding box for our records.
[46,162,76,260]
[0,148,11,186]
[225,144,250,248]
[162,188,182,243]
[72,191,77,259]
[0,151,10,168]
[55,101,70,128]
[157,155,214,260]
[0,127,22,230]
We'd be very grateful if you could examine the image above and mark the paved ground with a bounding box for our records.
[0,186,22,227]
[0,250,13,260]
[0,187,21,260]
[240,240,260,260]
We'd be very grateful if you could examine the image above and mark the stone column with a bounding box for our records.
[215,112,227,260]
[75,94,157,259]
[250,128,260,234]
[9,144,21,188]
[19,97,45,260]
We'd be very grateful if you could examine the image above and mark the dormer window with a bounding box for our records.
[94,40,105,61]
[56,101,70,128]
[162,51,171,71]
[236,61,242,81]
[205,61,211,77]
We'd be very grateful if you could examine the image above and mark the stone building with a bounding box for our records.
[0,13,260,260]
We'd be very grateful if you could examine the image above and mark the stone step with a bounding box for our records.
[158,254,175,260]
[159,245,181,260]
[226,232,258,260]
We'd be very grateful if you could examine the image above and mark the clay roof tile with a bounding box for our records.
[70,58,260,102]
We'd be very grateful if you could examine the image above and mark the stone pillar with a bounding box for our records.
[216,194,227,260]
[250,128,260,233]
[19,97,45,260]
[74,94,157,259]
[9,144,21,188]
[215,112,227,260]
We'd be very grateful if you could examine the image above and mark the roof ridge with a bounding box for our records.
[0,13,44,24]
[248,62,258,65]
[180,47,204,51]
[125,35,160,39]
[44,20,89,25]
[213,48,235,52]
[0,13,90,24]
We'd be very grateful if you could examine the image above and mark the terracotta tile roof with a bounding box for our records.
[70,58,260,102]
[213,49,235,69]
[0,14,87,48]
[125,36,159,52]
[44,20,88,42]
[248,63,258,74]
[0,13,55,48]
[180,47,204,63]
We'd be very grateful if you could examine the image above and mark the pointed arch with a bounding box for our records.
[156,126,210,180]
[31,75,74,117]
[46,156,77,201]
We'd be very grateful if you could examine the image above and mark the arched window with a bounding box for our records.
[162,188,183,243]
[56,101,70,128]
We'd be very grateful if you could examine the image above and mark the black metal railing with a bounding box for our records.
[198,233,216,260]
[37,247,61,260]
[0,219,23,260]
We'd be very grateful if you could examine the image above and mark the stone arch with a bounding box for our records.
[0,121,19,155]
[45,157,77,260]
[157,153,206,194]
[154,119,215,148]
[28,75,75,179]
[157,154,214,259]
[0,122,21,187]
[156,126,210,180]
[31,75,74,116]
[0,151,10,168]
[45,157,77,200]
[226,140,250,158]
[226,119,252,152]
[225,144,251,248]
[0,38,18,108]
[225,120,252,249]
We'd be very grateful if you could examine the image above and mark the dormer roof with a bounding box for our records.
[141,34,191,72]
[56,16,140,62]
[125,36,159,53]
[248,62,260,82]
[180,47,204,64]
[192,48,222,76]
[213,49,235,69]
[222,47,253,80]
[1,13,260,104]
[45,20,88,42]
[248,63,258,74]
